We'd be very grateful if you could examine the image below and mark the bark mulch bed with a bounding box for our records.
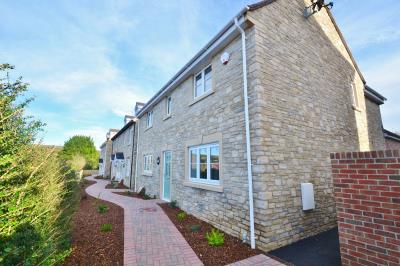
[112,191,156,200]
[158,203,263,266]
[105,182,129,189]
[63,179,124,266]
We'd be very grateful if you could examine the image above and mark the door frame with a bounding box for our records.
[161,150,172,202]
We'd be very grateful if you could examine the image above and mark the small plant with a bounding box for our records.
[97,204,109,213]
[189,224,201,232]
[169,200,178,209]
[100,223,113,232]
[177,211,187,222]
[205,229,225,247]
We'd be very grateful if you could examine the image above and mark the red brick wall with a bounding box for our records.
[331,150,400,266]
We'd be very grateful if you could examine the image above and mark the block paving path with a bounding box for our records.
[85,176,285,266]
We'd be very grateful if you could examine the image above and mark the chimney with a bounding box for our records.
[124,115,136,125]
[135,102,145,116]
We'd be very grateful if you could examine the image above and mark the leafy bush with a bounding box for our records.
[97,204,109,214]
[169,200,178,209]
[100,224,113,232]
[0,64,80,265]
[177,212,187,222]
[60,136,99,170]
[205,229,225,247]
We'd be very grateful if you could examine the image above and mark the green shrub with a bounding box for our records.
[97,204,109,214]
[205,229,225,247]
[169,200,178,209]
[177,211,187,222]
[189,224,201,232]
[0,64,80,265]
[100,224,112,232]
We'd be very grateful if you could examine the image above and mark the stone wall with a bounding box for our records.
[136,25,257,239]
[100,140,112,178]
[365,98,386,150]
[135,0,386,253]
[331,150,400,266]
[386,139,400,150]
[112,122,136,188]
[244,0,380,250]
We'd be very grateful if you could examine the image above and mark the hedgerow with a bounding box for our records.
[0,64,79,265]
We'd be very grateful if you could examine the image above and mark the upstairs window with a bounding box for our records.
[189,143,219,184]
[146,110,153,128]
[166,96,172,115]
[194,65,212,99]
[143,154,153,173]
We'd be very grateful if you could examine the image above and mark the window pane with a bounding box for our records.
[190,164,197,178]
[195,73,203,97]
[204,66,212,92]
[200,148,207,163]
[200,164,207,179]
[190,150,197,164]
[210,146,219,163]
[211,163,219,180]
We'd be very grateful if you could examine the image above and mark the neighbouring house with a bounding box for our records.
[99,129,118,178]
[110,115,137,188]
[383,129,400,150]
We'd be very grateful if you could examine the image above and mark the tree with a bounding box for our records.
[60,135,99,170]
[0,64,79,265]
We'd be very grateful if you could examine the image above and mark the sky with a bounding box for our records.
[0,0,399,148]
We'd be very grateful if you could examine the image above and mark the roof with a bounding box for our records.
[136,0,276,118]
[136,0,385,117]
[111,120,135,141]
[384,129,400,143]
[364,85,386,105]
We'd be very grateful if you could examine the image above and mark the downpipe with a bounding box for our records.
[234,16,256,249]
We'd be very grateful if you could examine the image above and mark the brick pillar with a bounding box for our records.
[330,150,400,266]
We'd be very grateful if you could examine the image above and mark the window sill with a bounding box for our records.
[352,105,362,112]
[163,115,172,121]
[189,90,214,107]
[142,172,153,177]
[145,126,153,132]
[183,180,223,192]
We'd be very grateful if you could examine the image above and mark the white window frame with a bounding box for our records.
[188,143,220,185]
[194,64,212,99]
[146,110,153,128]
[166,96,172,116]
[143,154,153,174]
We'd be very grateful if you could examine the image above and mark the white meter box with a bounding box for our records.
[301,183,315,210]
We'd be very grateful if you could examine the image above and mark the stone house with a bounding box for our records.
[383,129,400,150]
[99,128,119,178]
[129,0,389,252]
[111,115,137,188]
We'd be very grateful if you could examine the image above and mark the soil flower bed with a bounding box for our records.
[63,179,124,266]
[113,191,156,200]
[105,182,129,189]
[158,203,263,266]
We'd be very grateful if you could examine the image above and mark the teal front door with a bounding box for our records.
[162,151,172,201]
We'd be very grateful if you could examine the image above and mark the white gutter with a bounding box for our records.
[234,16,255,249]
[134,120,140,192]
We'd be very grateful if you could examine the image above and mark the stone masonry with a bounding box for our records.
[100,139,113,178]
[112,120,137,188]
[135,0,387,252]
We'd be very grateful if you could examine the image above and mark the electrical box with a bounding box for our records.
[301,183,315,210]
